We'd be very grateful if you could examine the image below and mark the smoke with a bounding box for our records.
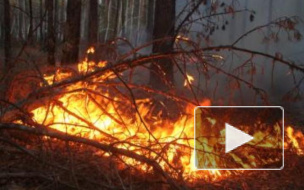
[173,0,304,106]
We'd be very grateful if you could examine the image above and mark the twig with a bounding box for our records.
[0,123,182,190]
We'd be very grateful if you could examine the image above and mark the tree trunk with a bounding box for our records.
[46,0,55,65]
[113,0,120,39]
[2,0,12,100]
[54,0,59,41]
[129,0,134,40]
[88,0,98,46]
[4,0,11,70]
[106,0,118,41]
[19,0,24,41]
[149,0,175,90]
[59,0,65,42]
[147,0,154,40]
[117,0,123,36]
[39,0,43,43]
[61,0,82,65]
[28,0,33,44]
[134,0,139,45]
[121,0,127,37]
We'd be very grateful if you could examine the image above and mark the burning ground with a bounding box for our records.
[0,50,303,190]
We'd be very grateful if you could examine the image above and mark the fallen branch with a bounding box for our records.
[1,44,301,122]
[0,123,183,190]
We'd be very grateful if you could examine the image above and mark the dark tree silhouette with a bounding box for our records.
[61,0,82,65]
[1,0,12,100]
[4,0,11,69]
[28,0,33,44]
[88,0,98,47]
[39,0,44,43]
[147,0,154,36]
[149,0,176,91]
[46,0,55,65]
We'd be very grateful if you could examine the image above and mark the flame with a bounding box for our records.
[87,46,95,54]
[24,48,304,182]
[176,35,190,41]
[184,73,194,87]
[285,126,304,155]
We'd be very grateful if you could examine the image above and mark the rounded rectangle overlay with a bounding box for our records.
[194,106,284,170]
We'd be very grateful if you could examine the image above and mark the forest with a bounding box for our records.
[0,0,304,189]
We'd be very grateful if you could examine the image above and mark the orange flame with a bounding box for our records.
[184,73,194,87]
[87,46,95,54]
[26,48,304,182]
[285,126,304,155]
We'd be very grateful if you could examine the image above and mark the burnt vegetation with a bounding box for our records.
[0,0,304,189]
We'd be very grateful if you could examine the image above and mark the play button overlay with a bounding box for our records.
[194,106,284,170]
[225,123,254,153]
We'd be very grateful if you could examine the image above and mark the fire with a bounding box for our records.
[184,73,194,87]
[285,126,304,155]
[176,35,190,42]
[24,49,304,182]
[87,46,95,54]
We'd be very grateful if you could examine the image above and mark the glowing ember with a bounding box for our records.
[176,35,190,41]
[25,49,304,182]
[184,73,194,87]
[87,46,95,54]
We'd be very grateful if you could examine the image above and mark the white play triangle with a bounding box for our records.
[225,123,254,153]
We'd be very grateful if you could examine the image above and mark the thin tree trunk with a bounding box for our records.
[136,0,142,45]
[133,0,139,45]
[147,0,154,40]
[104,0,111,41]
[117,0,122,36]
[39,0,43,42]
[28,0,33,44]
[59,0,65,42]
[54,0,59,41]
[149,0,175,90]
[113,0,119,38]
[130,0,134,40]
[99,0,107,43]
[19,0,24,41]
[2,0,12,100]
[61,0,82,65]
[88,0,98,46]
[4,0,11,69]
[80,1,88,45]
[23,1,27,40]
[123,0,128,37]
[46,0,55,65]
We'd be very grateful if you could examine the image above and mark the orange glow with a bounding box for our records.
[25,48,304,182]
[184,73,194,87]
[87,46,95,54]
[176,35,190,41]
[285,126,304,155]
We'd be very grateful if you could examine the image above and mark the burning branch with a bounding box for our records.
[0,30,303,189]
